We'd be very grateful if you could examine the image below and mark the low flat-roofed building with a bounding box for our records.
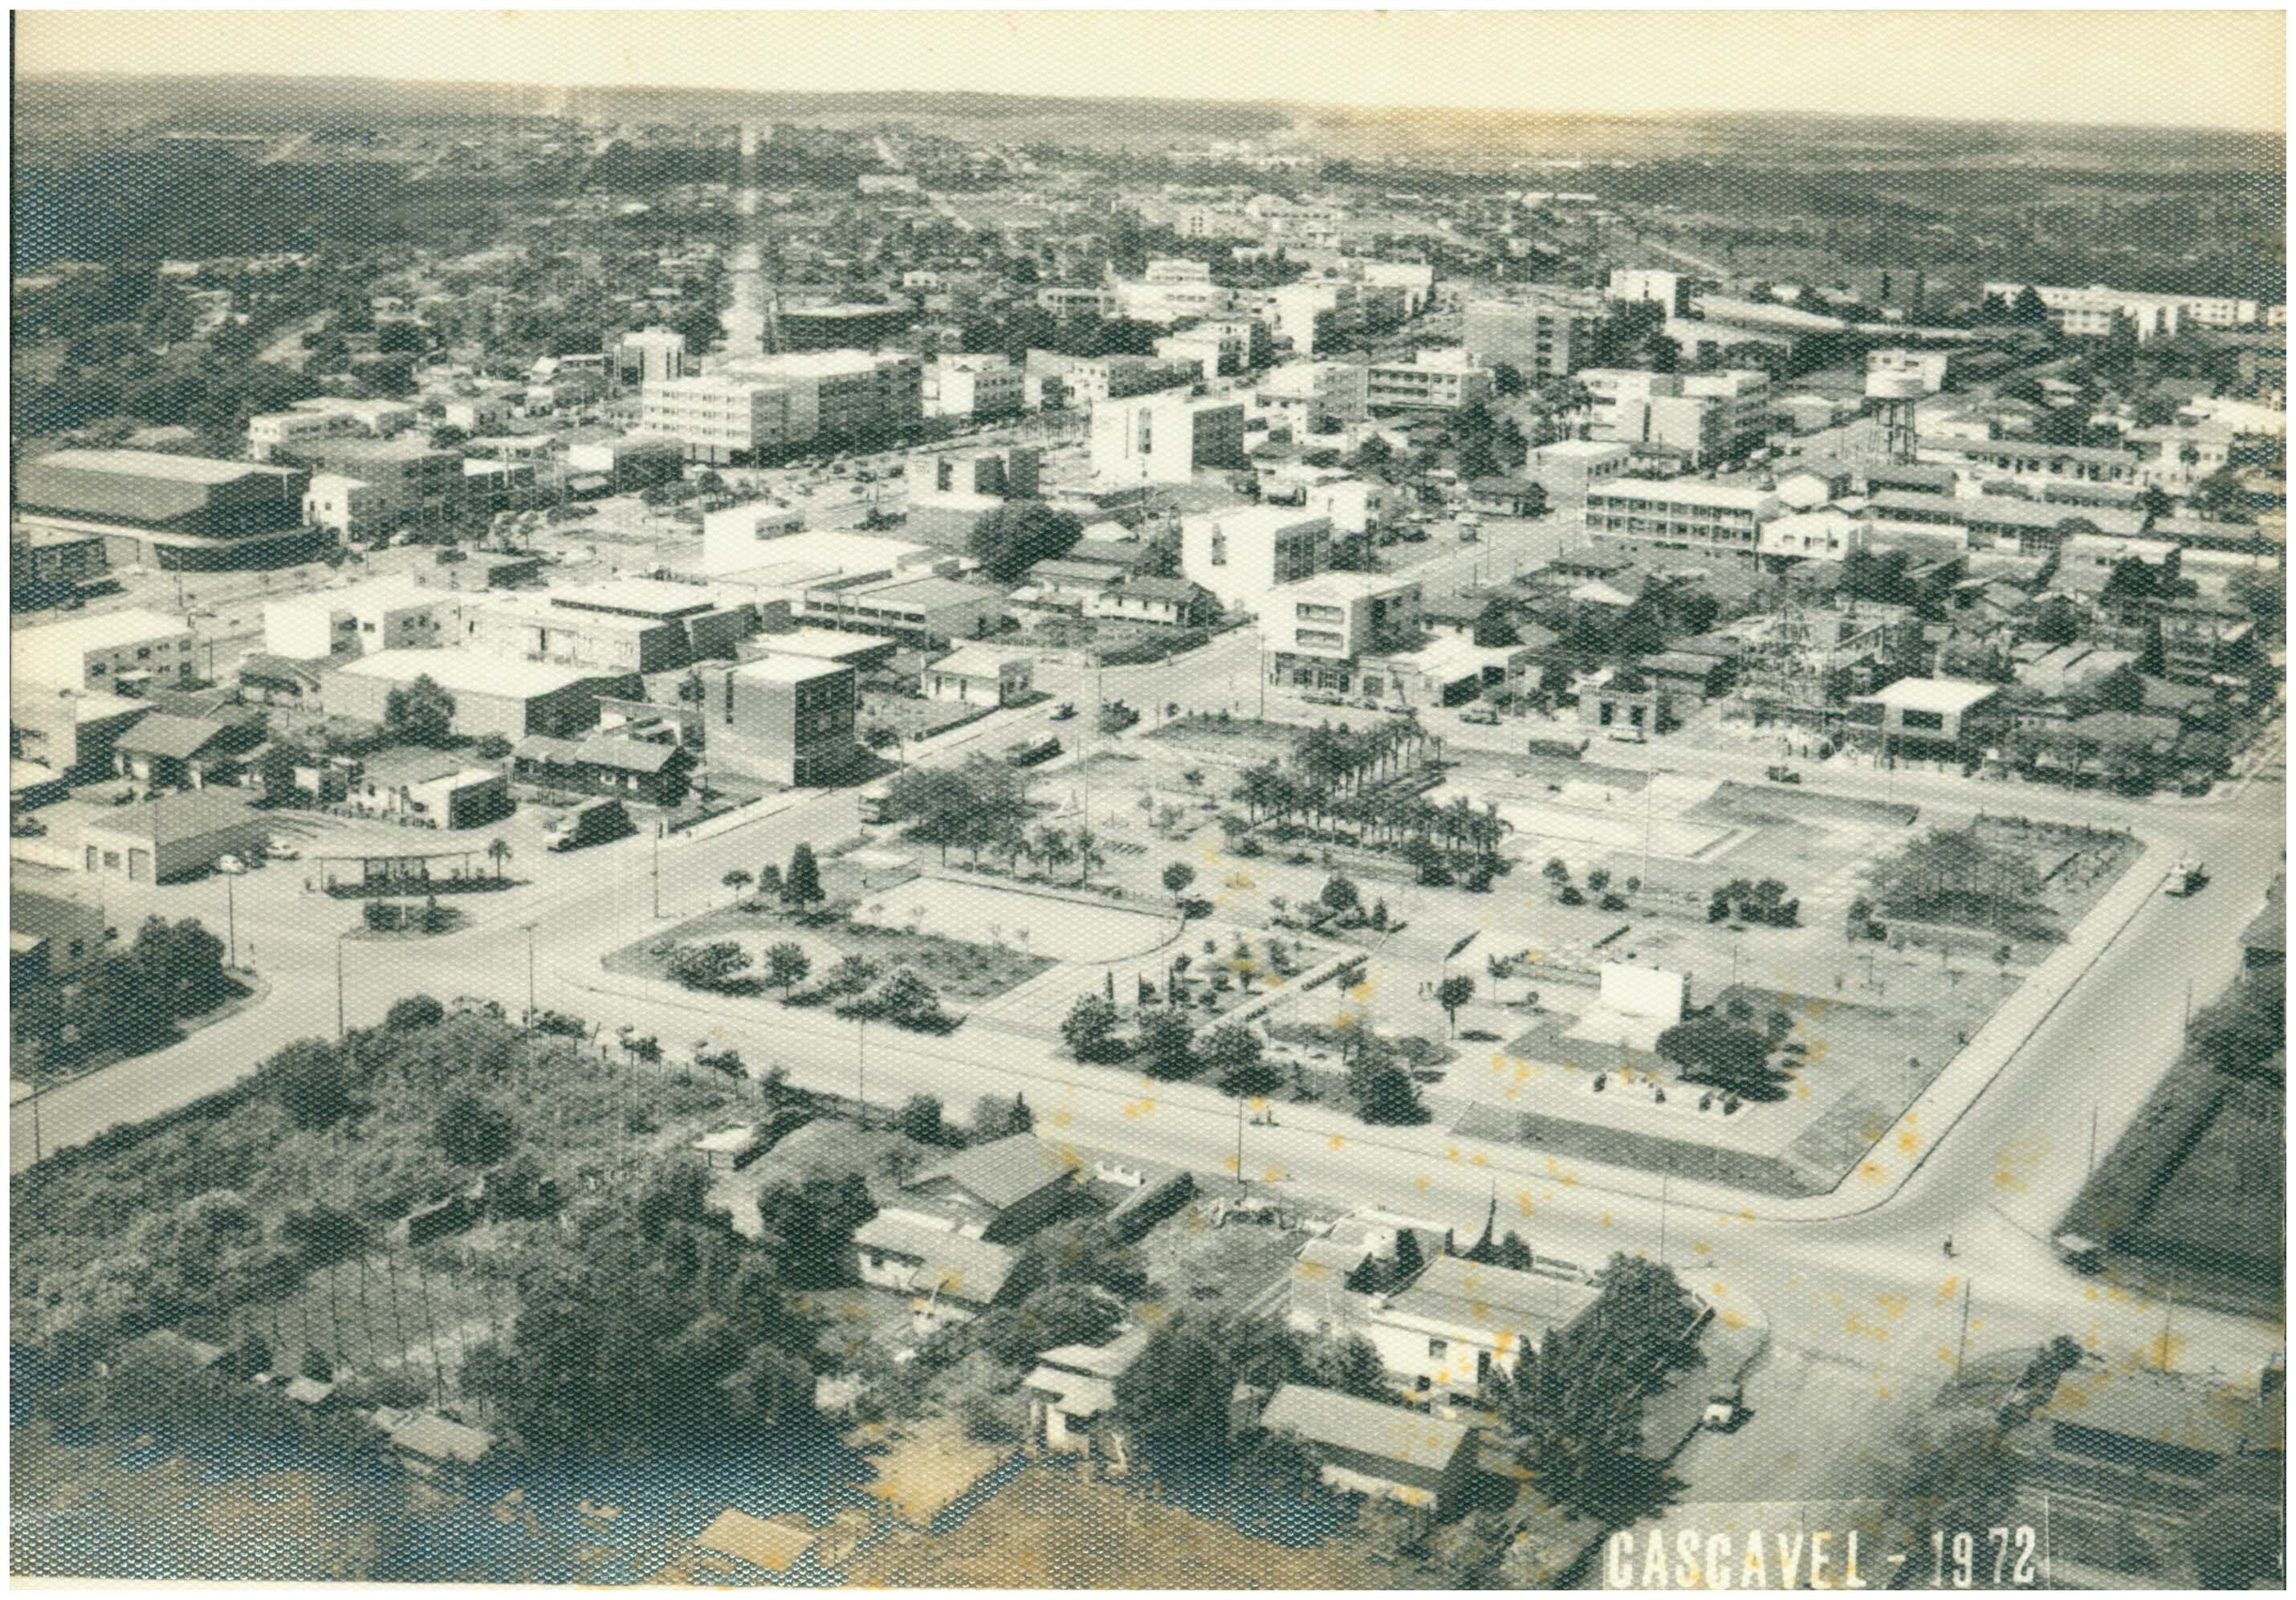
[1586,478,1782,556]
[349,747,511,829]
[12,607,197,694]
[922,645,1034,706]
[10,683,153,780]
[323,649,638,740]
[1846,675,2005,761]
[749,627,902,673]
[10,886,106,985]
[796,574,1001,648]
[30,787,270,883]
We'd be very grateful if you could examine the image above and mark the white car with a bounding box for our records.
[215,854,249,875]
[266,837,301,860]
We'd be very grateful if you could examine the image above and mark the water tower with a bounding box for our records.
[1865,369,1927,462]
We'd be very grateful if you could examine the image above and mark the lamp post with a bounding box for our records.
[218,858,242,970]
[854,1018,868,1130]
[522,921,539,1021]
[335,928,350,1040]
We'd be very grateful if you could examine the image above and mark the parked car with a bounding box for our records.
[2164,858,2208,896]
[214,854,249,876]
[265,837,301,860]
[1459,706,1500,726]
[1049,702,1077,721]
[1703,1382,1748,1431]
[1764,764,1801,784]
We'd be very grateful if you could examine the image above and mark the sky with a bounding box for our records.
[14,7,2289,135]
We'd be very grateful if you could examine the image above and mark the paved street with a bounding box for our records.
[14,625,2285,1408]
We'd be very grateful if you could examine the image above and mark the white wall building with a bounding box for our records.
[1180,504,1333,613]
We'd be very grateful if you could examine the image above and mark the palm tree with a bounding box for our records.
[486,837,512,881]
[1036,827,1073,881]
[1073,827,1101,885]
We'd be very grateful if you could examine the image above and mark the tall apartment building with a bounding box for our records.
[641,375,800,465]
[1264,279,1405,356]
[1579,368,1773,466]
[613,326,690,389]
[1584,478,1782,556]
[643,350,923,462]
[1053,352,1199,410]
[723,349,925,442]
[1180,505,1333,613]
[1365,348,1493,412]
[1089,392,1248,486]
[1462,289,1607,377]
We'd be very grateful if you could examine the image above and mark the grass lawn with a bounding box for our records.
[605,901,1055,1005]
[846,1467,1402,1590]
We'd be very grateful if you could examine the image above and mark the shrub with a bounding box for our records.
[1558,886,1586,906]
[385,995,446,1032]
[1598,892,1628,911]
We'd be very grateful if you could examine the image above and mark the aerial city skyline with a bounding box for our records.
[10,11,2287,1591]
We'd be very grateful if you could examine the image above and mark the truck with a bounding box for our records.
[544,797,633,851]
[2164,858,2209,896]
[1006,735,1063,768]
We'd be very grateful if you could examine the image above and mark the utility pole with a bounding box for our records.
[30,1086,43,1165]
[1236,1094,1248,1187]
[2156,1286,2176,1370]
[2087,1104,2099,1177]
[1658,1169,1670,1264]
[1954,1276,1973,1372]
[335,931,348,1040]
[651,824,662,919]
[221,865,239,970]
[854,1018,868,1130]
[523,922,539,1021]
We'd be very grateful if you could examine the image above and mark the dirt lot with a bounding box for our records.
[848,1468,1398,1590]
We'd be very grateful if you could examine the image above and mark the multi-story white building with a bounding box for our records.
[925,352,1025,421]
[1356,259,1437,317]
[1157,324,1249,380]
[1089,391,1247,486]
[1260,570,1424,690]
[613,326,689,388]
[249,397,421,462]
[12,607,197,693]
[1365,348,1493,412]
[720,349,925,444]
[263,576,462,661]
[1461,289,1607,377]
[248,407,362,462]
[1254,360,1372,434]
[641,375,801,463]
[1180,504,1333,613]
[1585,478,1782,555]
[1981,281,2265,340]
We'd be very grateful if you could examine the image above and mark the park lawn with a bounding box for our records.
[605,902,1055,1006]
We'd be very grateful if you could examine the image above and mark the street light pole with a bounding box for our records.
[854,1018,868,1130]
[523,922,539,1021]
[1236,1094,1248,1187]
[335,930,348,1040]
[222,866,238,970]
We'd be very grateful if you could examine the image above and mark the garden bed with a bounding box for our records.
[605,900,1054,1005]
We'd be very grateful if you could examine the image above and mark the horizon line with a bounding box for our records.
[22,67,2285,143]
